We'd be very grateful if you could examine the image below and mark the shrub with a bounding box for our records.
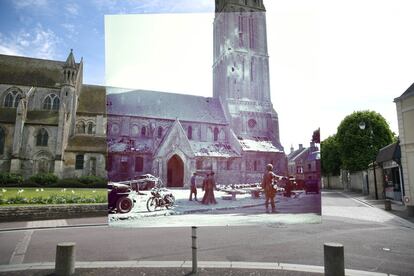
[78,176,107,188]
[28,173,59,186]
[0,173,24,186]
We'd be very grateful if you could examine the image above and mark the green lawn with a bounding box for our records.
[0,187,107,205]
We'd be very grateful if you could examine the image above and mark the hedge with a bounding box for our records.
[0,173,106,188]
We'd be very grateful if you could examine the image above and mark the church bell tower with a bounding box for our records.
[213,0,283,150]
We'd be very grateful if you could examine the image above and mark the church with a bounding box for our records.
[0,51,107,179]
[106,0,287,187]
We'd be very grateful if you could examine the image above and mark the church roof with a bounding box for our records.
[189,141,239,157]
[77,85,106,115]
[0,54,79,88]
[107,89,227,124]
[239,138,283,153]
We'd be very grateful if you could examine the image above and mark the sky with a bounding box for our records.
[1,0,414,152]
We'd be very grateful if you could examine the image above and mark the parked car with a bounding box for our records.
[136,174,159,190]
[108,182,135,214]
[305,179,320,194]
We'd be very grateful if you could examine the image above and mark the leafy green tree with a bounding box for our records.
[336,110,393,172]
[321,135,341,176]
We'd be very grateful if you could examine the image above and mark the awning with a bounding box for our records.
[376,142,401,164]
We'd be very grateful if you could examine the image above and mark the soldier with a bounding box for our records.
[261,164,277,213]
[189,172,198,201]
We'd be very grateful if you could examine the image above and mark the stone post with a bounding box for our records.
[324,242,345,276]
[55,242,76,276]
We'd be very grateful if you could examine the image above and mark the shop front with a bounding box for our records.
[376,141,404,202]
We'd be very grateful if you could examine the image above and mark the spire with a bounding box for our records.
[64,49,76,68]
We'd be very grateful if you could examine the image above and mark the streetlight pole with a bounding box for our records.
[359,121,379,200]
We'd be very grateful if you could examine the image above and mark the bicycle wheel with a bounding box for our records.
[146,197,157,212]
[165,195,175,209]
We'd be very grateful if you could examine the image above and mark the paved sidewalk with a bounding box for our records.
[0,261,398,276]
[339,190,414,224]
[0,216,108,231]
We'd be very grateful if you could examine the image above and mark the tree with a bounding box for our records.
[321,135,341,176]
[336,110,394,172]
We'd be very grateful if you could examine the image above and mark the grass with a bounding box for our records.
[0,187,107,205]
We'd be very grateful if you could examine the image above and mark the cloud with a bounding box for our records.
[0,24,60,59]
[65,3,79,16]
[93,0,213,14]
[13,0,49,9]
[61,23,79,39]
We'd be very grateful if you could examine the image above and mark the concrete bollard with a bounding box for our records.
[324,242,345,276]
[385,199,392,211]
[55,242,76,276]
[191,226,198,274]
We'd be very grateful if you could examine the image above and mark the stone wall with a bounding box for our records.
[322,175,342,189]
[0,204,107,222]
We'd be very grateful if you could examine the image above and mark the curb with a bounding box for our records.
[0,223,108,233]
[111,201,270,220]
[0,261,397,276]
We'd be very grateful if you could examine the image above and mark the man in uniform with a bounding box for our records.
[261,164,277,213]
[189,172,198,201]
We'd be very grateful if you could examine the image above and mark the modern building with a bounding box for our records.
[0,51,107,179]
[106,0,287,187]
[395,82,414,215]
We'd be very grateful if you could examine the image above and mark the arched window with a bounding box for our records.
[187,126,193,140]
[36,128,48,146]
[0,127,5,155]
[87,122,94,134]
[157,126,163,138]
[75,154,84,170]
[213,127,219,141]
[141,126,146,137]
[77,121,86,134]
[43,94,60,110]
[4,90,22,108]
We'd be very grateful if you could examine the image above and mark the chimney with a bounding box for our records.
[299,144,303,150]
[290,145,294,153]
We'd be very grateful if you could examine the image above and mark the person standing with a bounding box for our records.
[189,172,198,201]
[261,164,277,213]
[207,171,217,204]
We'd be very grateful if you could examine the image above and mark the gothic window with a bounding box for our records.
[250,58,255,82]
[0,127,5,155]
[249,16,255,49]
[213,127,219,142]
[4,90,22,108]
[43,94,60,110]
[77,121,86,134]
[120,156,128,173]
[90,157,97,176]
[141,126,146,137]
[87,122,94,134]
[196,159,203,170]
[188,126,193,140]
[157,126,163,138]
[36,128,49,146]
[75,154,84,170]
[135,156,144,172]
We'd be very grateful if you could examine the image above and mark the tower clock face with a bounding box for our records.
[248,119,257,128]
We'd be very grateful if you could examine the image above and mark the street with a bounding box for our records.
[0,191,413,275]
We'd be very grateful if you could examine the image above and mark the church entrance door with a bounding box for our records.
[167,155,184,187]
